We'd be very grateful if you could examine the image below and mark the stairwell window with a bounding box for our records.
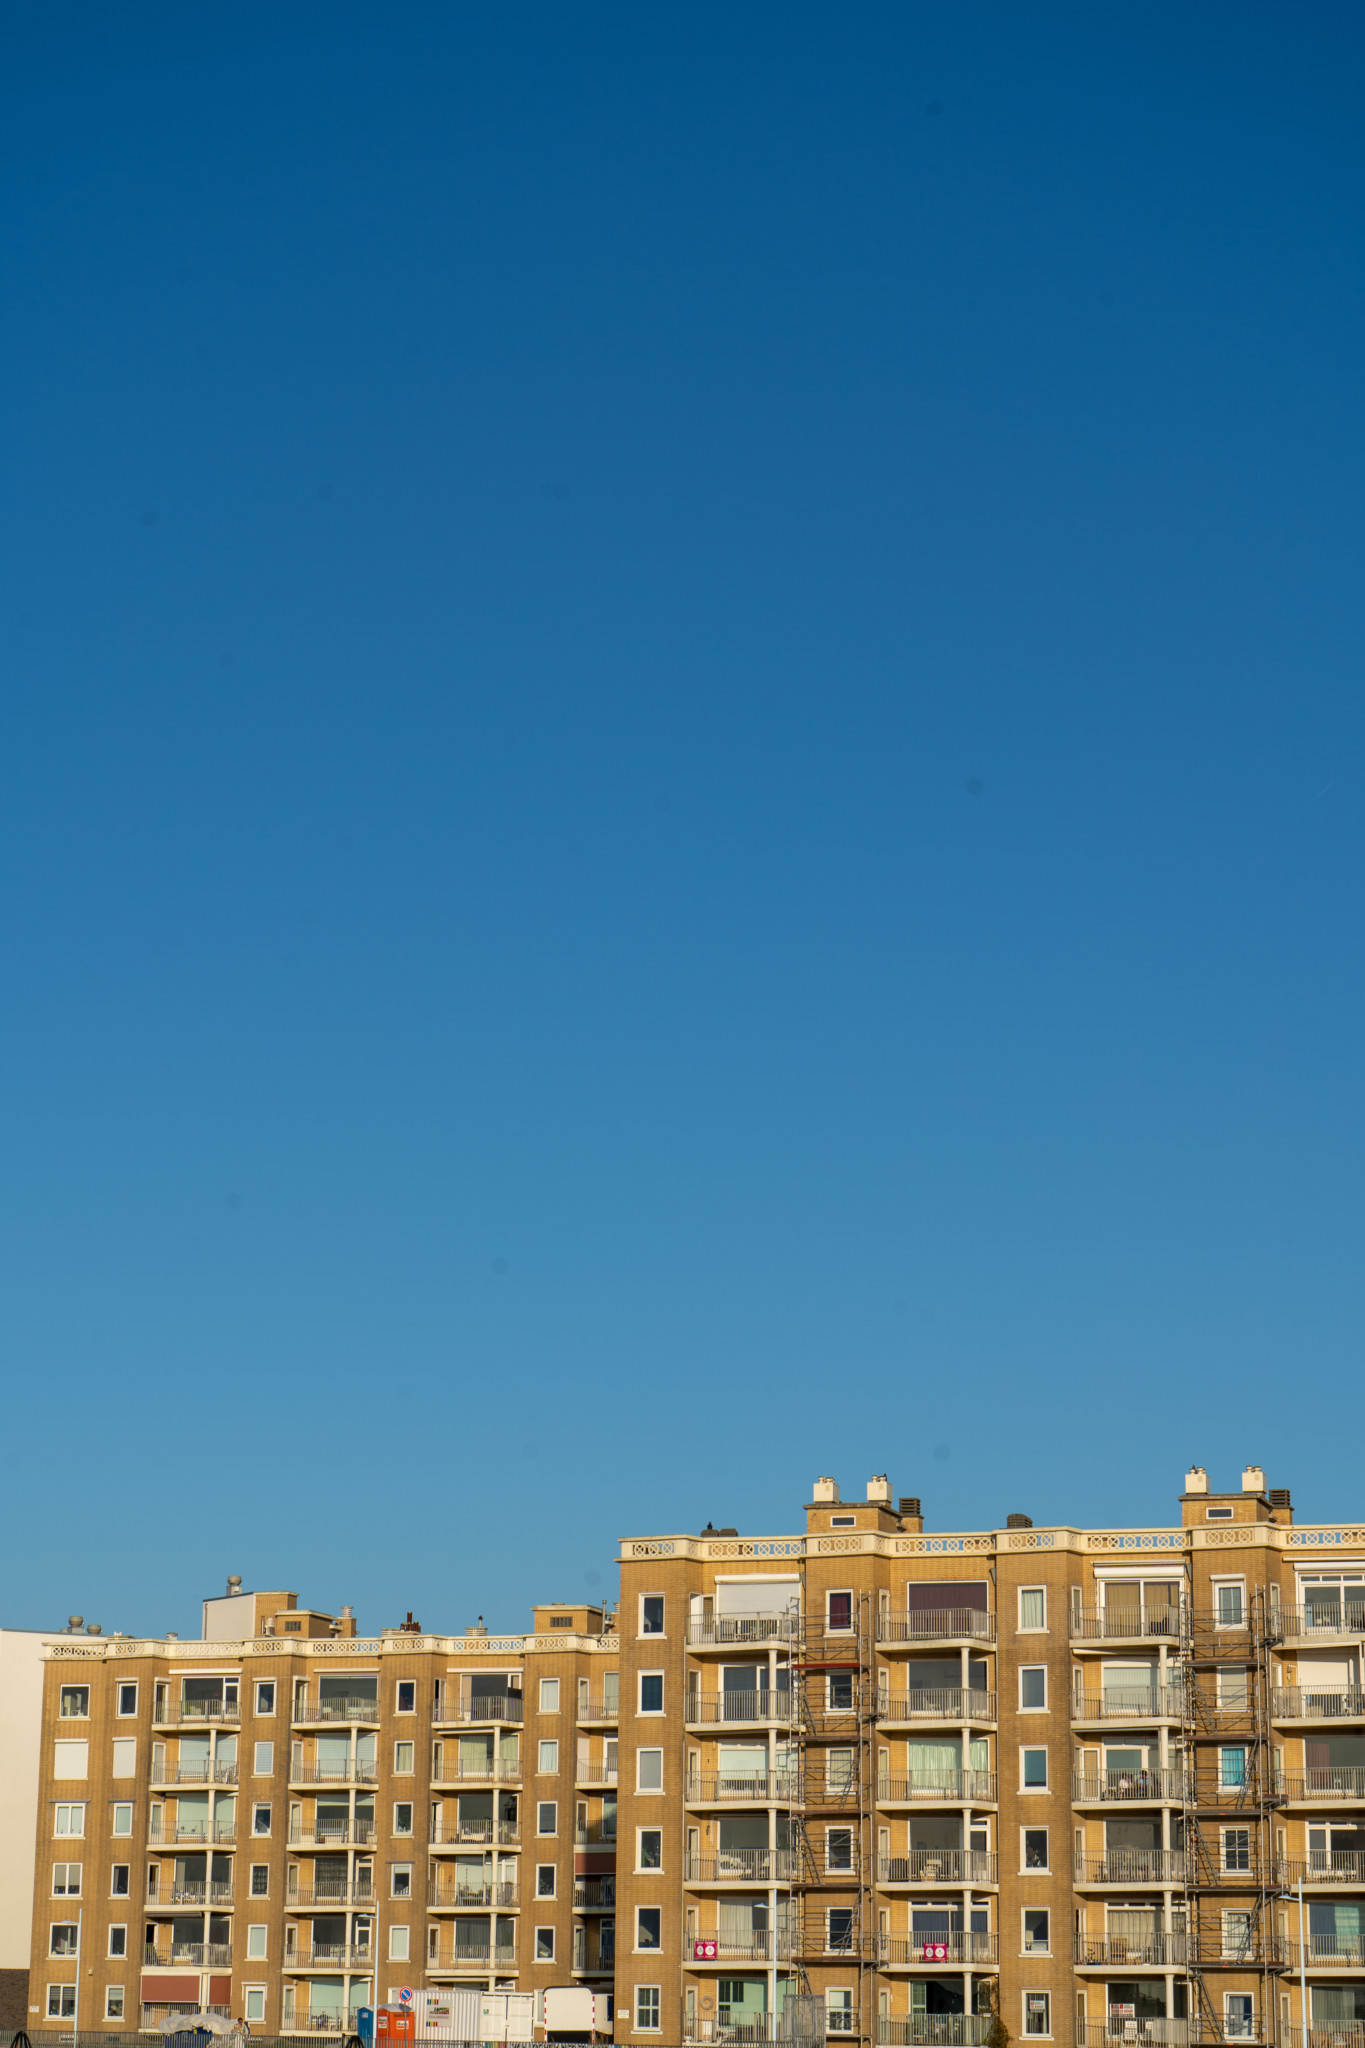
[1225,1998,1255,2040]
[635,1986,660,2032]
[828,1992,855,2035]
[637,1748,663,1792]
[828,1591,853,1633]
[639,1673,664,1715]
[1021,1747,1048,1790]
[828,1909,855,1952]
[52,1865,80,1897]
[1215,1582,1245,1627]
[1023,1910,1049,1954]
[640,1595,665,1636]
[536,1926,555,1961]
[636,1907,661,1951]
[1220,1747,1247,1789]
[538,1740,559,1774]
[1022,1828,1048,1871]
[826,1827,853,1872]
[1222,1828,1251,1871]
[1222,1911,1253,1959]
[1020,1668,1047,1711]
[1019,1589,1046,1632]
[105,1987,125,2022]
[1024,1992,1051,2038]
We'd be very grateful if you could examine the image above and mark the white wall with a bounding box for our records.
[0,1631,63,1971]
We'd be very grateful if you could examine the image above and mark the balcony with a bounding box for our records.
[149,1762,239,1787]
[426,1943,518,1971]
[1274,1690,1365,1722]
[684,1851,797,1883]
[152,1700,241,1727]
[281,2019,351,2035]
[574,1821,617,1847]
[289,1763,380,1787]
[433,1696,524,1726]
[142,2007,232,2029]
[1072,1769,1185,1803]
[430,1759,521,1786]
[287,1822,378,1848]
[286,1886,376,1908]
[877,1612,995,1646]
[1072,1690,1185,1724]
[878,1692,997,1725]
[686,1773,802,1805]
[1280,1609,1365,1644]
[1281,1770,1365,1803]
[1286,1940,1365,1968]
[148,1821,236,1844]
[576,1695,621,1725]
[287,1944,375,1968]
[685,1691,798,1727]
[147,1882,235,1908]
[574,1877,615,1909]
[429,1882,519,1909]
[686,1615,798,1648]
[291,1694,380,1725]
[1074,1934,1187,1966]
[143,1943,233,1967]
[877,1771,997,1804]
[1073,2028,1192,2048]
[1281,2031,1365,2048]
[1282,1852,1365,1886]
[877,1851,997,1885]
[688,1932,795,1963]
[430,1819,520,1847]
[877,2018,991,2047]
[1070,1608,1182,1644]
[876,1933,998,1966]
[684,2019,826,2046]
[575,1761,619,1786]
[1074,1853,1186,1886]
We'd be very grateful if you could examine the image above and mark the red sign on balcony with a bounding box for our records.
[921,1942,949,1962]
[694,1940,719,1960]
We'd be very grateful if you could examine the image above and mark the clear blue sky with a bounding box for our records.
[4,2,1364,1638]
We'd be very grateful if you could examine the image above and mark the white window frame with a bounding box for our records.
[253,1740,274,1775]
[535,1924,556,1961]
[826,1587,855,1633]
[1019,1665,1048,1711]
[254,1681,276,1716]
[395,1680,416,1714]
[116,1681,138,1717]
[1222,1827,1252,1872]
[109,1864,130,1897]
[107,1924,127,1957]
[105,1986,125,2021]
[1018,1587,1047,1632]
[252,1802,271,1836]
[246,1924,268,1960]
[59,1685,91,1719]
[539,1677,561,1714]
[111,1802,133,1836]
[52,1863,81,1897]
[250,1863,270,1897]
[47,1986,77,2020]
[536,1862,557,1899]
[111,1737,136,1777]
[390,1863,413,1898]
[538,1739,559,1774]
[1213,1577,1246,1628]
[637,1747,664,1793]
[388,1924,410,1961]
[826,1825,854,1873]
[1023,1991,1052,2039]
[49,1923,79,1958]
[244,1989,267,2024]
[1020,1745,1048,1791]
[639,1593,665,1637]
[636,1905,662,1952]
[637,1825,663,1872]
[392,1800,414,1834]
[638,1670,665,1716]
[635,1986,661,2033]
[54,1803,85,1838]
[1222,1909,1253,1958]
[1022,1907,1050,1954]
[537,1801,558,1836]
[393,1740,415,1775]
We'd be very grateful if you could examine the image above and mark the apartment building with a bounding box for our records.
[20,1467,1365,2048]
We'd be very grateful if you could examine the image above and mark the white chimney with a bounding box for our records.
[1242,1465,1266,1495]
[1185,1466,1208,1494]
[813,1477,840,1504]
[866,1475,892,1504]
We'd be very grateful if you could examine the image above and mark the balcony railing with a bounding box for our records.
[574,1877,616,1908]
[878,1691,997,1723]
[576,1695,621,1723]
[877,2017,991,2047]
[877,1612,996,1645]
[287,1944,375,1967]
[1072,1769,1185,1803]
[686,1616,799,1647]
[143,2006,233,2027]
[149,1763,239,1786]
[291,1694,381,1723]
[877,1771,997,1803]
[429,1819,520,1846]
[429,1882,519,1909]
[1280,1769,1365,1801]
[684,1851,797,1883]
[685,2018,826,2045]
[1279,1609,1365,1642]
[1074,1852,1186,1885]
[147,1822,236,1844]
[688,1933,795,1963]
[574,1822,617,1846]
[426,1943,518,1969]
[431,1759,521,1784]
[147,1881,235,1907]
[152,1701,240,1726]
[143,1943,233,1967]
[1282,1851,1365,1885]
[433,1695,525,1725]
[876,1932,998,1965]
[687,1773,802,1803]
[286,1885,376,1907]
[1280,2030,1365,2048]
[575,1761,619,1785]
[289,1763,380,1786]
[877,1850,997,1884]
[1074,1934,1187,1965]
[1072,1690,1185,1722]
[1286,1939,1365,1967]
[686,1691,798,1725]
[287,1822,378,1846]
[1273,1690,1365,1721]
[1070,1607,1182,1642]
[1073,2027,1192,2048]
[281,2019,350,2035]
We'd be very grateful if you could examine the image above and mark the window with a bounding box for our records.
[1023,1910,1049,1953]
[827,1746,855,1793]
[537,1864,557,1898]
[538,1801,558,1835]
[393,1801,414,1834]
[1219,1668,1249,1708]
[538,1740,559,1774]
[637,1907,662,1951]
[110,1864,129,1896]
[52,1864,81,1897]
[255,1682,275,1716]
[641,1596,664,1635]
[54,1804,85,1837]
[111,1802,133,1836]
[540,1679,560,1713]
[252,1803,271,1835]
[636,1987,661,2032]
[388,1925,409,1961]
[828,1591,853,1632]
[1020,1667,1047,1710]
[1223,1911,1253,1958]
[1022,1748,1048,1789]
[54,1739,88,1778]
[396,1681,416,1713]
[394,1741,414,1774]
[828,1672,854,1711]
[828,1908,855,1952]
[1216,1583,1245,1627]
[638,1828,662,1870]
[107,1926,127,1959]
[639,1672,664,1714]
[827,1827,854,1872]
[48,1987,76,2020]
[251,1864,269,1896]
[1223,1828,1251,1872]
[1225,1997,1254,2039]
[112,1738,136,1777]
[49,1924,79,1957]
[117,1682,138,1717]
[246,1925,268,1959]
[1024,1992,1051,2038]
[105,1987,125,2021]
[1207,1507,1234,1521]
[245,1990,266,2024]
[254,1740,274,1774]
[1019,1588,1046,1631]
[828,1991,855,2035]
[59,1685,90,1718]
[637,1748,663,1791]
[1220,1747,1247,1789]
[536,1925,555,1961]
[830,1514,856,1527]
[391,1864,412,1898]
[1022,1828,1048,1870]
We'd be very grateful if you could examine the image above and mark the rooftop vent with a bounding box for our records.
[1185,1466,1209,1494]
[812,1477,840,1504]
[1269,1489,1292,1510]
[866,1475,892,1504]
[1242,1465,1266,1494]
[1006,1513,1033,1530]
[226,1575,243,1594]
[700,1523,739,1536]
[898,1497,922,1517]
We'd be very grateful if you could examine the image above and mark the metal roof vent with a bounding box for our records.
[1006,1513,1033,1529]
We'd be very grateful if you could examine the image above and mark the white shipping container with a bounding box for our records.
[543,1987,603,2034]
[480,1991,536,2042]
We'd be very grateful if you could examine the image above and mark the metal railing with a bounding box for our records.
[151,1701,240,1726]
[1286,1939,1365,1966]
[1280,2030,1365,2048]
[147,1823,236,1844]
[1073,2026,1193,2048]
[574,1877,616,1908]
[286,1822,378,1846]
[688,1933,795,1962]
[1074,1852,1186,1884]
[876,2018,991,2046]
[285,1943,374,1966]
[1072,1769,1185,1802]
[1281,1851,1365,1884]
[1070,1607,1183,1641]
[290,1695,380,1723]
[574,1822,617,1846]
[1072,1690,1185,1722]
[145,1882,235,1906]
[684,1851,797,1882]
[280,2021,350,2035]
[141,2005,234,2026]
[877,1850,997,1884]
[687,1774,802,1803]
[1280,1768,1365,1800]
[686,1616,799,1646]
[432,1695,524,1725]
[1279,1609,1365,1641]
[877,1691,996,1722]
[877,1612,996,1645]
[576,1695,621,1722]
[875,1932,998,1965]
[426,1943,518,1968]
[1074,1933,1187,1965]
[1273,1690,1365,1720]
[430,1759,521,1784]
[575,1761,618,1784]
[142,1944,232,1968]
[148,1764,239,1786]
[685,1691,798,1724]
[684,2019,827,2045]
[429,1882,519,1909]
[288,1763,380,1785]
[876,1771,997,1802]
[286,1885,375,1907]
[429,1819,520,1845]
